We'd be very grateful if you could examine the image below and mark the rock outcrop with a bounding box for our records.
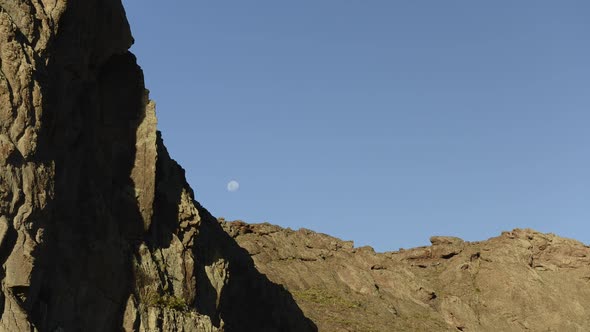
[0,1,314,331]
[2,1,589,332]
[222,221,590,332]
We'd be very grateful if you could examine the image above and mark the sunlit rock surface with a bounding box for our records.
[222,221,590,331]
[0,1,314,331]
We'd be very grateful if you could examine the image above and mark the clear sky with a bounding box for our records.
[122,1,590,252]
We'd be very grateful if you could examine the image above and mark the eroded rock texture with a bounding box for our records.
[0,1,315,331]
[4,1,589,332]
[222,221,590,332]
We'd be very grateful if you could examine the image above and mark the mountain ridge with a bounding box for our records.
[220,219,590,331]
[0,1,588,331]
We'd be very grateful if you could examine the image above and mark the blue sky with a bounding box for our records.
[122,1,590,251]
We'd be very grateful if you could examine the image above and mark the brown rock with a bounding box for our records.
[0,1,315,331]
[430,235,464,246]
[2,1,589,332]
[223,220,590,332]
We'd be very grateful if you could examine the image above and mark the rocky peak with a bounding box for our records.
[0,1,314,331]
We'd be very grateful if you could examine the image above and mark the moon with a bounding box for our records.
[227,180,240,192]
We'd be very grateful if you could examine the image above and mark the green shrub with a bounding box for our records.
[155,294,188,311]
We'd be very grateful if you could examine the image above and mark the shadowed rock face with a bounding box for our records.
[0,1,315,331]
[222,221,590,332]
[3,2,589,332]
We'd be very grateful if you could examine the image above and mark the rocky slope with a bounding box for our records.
[221,220,590,332]
[0,1,314,331]
[1,1,589,332]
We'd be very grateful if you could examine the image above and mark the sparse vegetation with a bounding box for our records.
[134,266,189,311]
[150,294,189,311]
[291,288,361,309]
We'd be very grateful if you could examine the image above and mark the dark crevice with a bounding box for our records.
[10,286,29,305]
[0,218,20,321]
[0,220,18,265]
[25,1,42,47]
[441,252,459,259]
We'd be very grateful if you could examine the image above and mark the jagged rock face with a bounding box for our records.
[222,222,590,332]
[6,1,589,332]
[0,1,315,331]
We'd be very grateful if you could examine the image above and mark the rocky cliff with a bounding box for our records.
[222,221,590,331]
[1,1,589,332]
[0,1,315,331]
